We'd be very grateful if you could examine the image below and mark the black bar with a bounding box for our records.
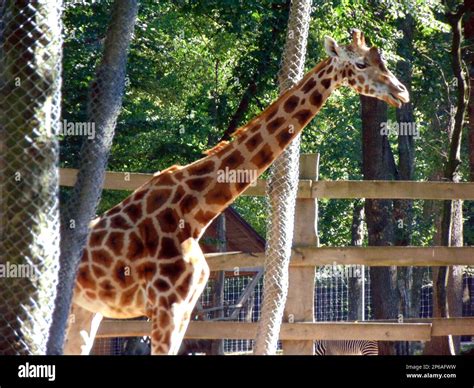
[0,356,472,387]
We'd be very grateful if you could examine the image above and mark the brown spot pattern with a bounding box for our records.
[185,177,212,192]
[249,124,261,133]
[292,109,313,126]
[301,78,316,93]
[114,261,134,287]
[195,209,216,225]
[179,195,198,214]
[159,312,171,327]
[123,203,142,223]
[245,133,263,152]
[107,206,121,216]
[110,215,131,230]
[177,222,192,242]
[137,262,157,281]
[204,184,233,206]
[95,218,108,229]
[106,231,124,256]
[80,249,90,264]
[77,267,95,289]
[171,186,185,204]
[91,249,113,267]
[92,265,106,278]
[187,160,215,176]
[99,280,115,300]
[147,287,157,302]
[283,96,300,113]
[90,230,107,247]
[120,285,138,306]
[310,90,323,107]
[127,232,145,260]
[155,173,175,186]
[250,144,273,168]
[236,132,249,143]
[276,128,296,148]
[156,208,180,233]
[159,237,180,259]
[160,259,186,284]
[267,117,285,134]
[265,107,278,122]
[146,189,171,213]
[154,278,170,292]
[138,218,159,256]
[321,78,332,89]
[220,150,245,170]
[133,189,147,202]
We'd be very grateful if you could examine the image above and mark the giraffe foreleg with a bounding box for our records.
[149,238,209,355]
[64,303,103,355]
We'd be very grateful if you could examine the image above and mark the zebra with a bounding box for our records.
[314,340,378,355]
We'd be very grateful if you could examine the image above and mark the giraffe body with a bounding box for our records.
[66,30,409,355]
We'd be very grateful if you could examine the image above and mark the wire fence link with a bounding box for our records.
[0,1,62,354]
[254,0,312,355]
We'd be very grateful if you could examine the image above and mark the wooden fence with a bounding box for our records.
[60,154,474,354]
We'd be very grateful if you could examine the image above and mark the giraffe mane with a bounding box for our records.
[203,140,230,155]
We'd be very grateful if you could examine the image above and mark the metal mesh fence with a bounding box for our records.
[0,1,62,355]
[202,276,263,354]
[48,0,138,355]
[91,266,474,355]
[254,0,312,355]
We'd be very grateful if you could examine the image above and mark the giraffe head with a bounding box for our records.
[324,30,409,108]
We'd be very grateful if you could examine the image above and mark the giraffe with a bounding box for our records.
[65,30,409,355]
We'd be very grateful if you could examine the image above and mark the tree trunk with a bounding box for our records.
[0,1,62,354]
[433,5,468,356]
[46,0,138,354]
[393,13,423,355]
[465,6,474,247]
[360,95,399,355]
[348,201,365,321]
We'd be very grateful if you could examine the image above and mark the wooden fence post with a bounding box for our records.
[282,153,319,355]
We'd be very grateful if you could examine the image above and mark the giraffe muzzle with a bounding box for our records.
[388,81,409,107]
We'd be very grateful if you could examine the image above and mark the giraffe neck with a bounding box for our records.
[168,57,341,238]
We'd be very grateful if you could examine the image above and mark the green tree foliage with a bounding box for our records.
[60,0,467,247]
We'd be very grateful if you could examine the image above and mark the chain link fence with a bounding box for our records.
[0,1,62,355]
[91,265,474,354]
[254,0,313,355]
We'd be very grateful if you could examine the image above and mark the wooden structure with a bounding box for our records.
[200,207,265,278]
[60,154,474,354]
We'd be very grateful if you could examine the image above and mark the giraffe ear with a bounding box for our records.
[324,36,341,58]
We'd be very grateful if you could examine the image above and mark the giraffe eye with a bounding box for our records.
[356,62,368,70]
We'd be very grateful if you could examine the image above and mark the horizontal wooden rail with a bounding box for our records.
[60,168,474,200]
[377,318,474,337]
[311,180,474,200]
[96,318,474,341]
[204,247,474,271]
